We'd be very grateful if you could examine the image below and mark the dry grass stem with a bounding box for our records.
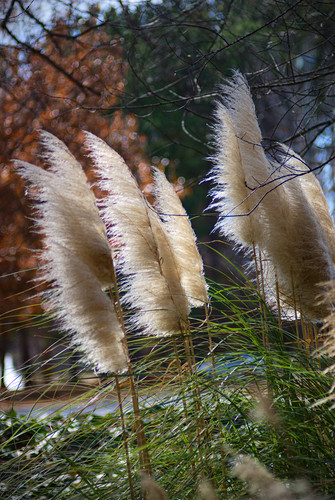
[115,374,135,500]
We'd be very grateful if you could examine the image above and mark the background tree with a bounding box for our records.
[104,0,335,215]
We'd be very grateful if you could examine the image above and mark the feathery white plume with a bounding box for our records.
[208,103,264,247]
[43,246,127,373]
[141,475,168,500]
[261,151,335,318]
[84,132,190,335]
[208,72,335,319]
[15,133,127,372]
[153,168,208,307]
[276,144,335,263]
[17,132,115,289]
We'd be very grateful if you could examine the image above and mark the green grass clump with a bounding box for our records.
[1,266,335,499]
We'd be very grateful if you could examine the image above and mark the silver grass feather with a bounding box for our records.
[141,475,168,500]
[84,132,190,335]
[42,246,127,373]
[258,167,334,319]
[219,72,273,215]
[207,104,265,248]
[276,144,335,263]
[232,455,295,500]
[153,167,208,307]
[15,135,127,373]
[17,132,116,289]
[209,72,335,319]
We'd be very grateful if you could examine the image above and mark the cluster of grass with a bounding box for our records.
[4,73,335,499]
[1,257,334,499]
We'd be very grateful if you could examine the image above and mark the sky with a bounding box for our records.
[1,0,145,45]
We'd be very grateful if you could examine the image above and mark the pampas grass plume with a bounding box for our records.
[208,72,335,319]
[17,131,116,289]
[232,455,294,500]
[276,144,335,264]
[43,247,127,372]
[153,167,208,307]
[84,132,190,335]
[198,480,218,500]
[141,475,168,500]
[232,454,320,499]
[208,102,264,247]
[16,132,127,373]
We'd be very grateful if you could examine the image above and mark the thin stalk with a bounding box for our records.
[108,259,152,478]
[275,272,282,332]
[290,270,301,349]
[254,247,275,402]
[126,361,152,477]
[306,321,313,353]
[115,374,135,500]
[252,243,261,301]
[299,300,309,354]
[313,323,320,352]
[313,323,318,351]
[186,321,217,479]
[205,303,216,377]
[172,336,196,475]
[258,248,266,303]
[182,328,205,476]
[258,248,269,349]
[205,303,227,486]
[252,244,269,348]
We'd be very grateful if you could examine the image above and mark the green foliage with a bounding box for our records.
[1,255,334,499]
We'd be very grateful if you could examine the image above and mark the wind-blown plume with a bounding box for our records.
[276,144,335,263]
[18,131,116,289]
[321,290,335,403]
[16,132,127,372]
[208,72,335,319]
[207,103,264,247]
[43,246,127,372]
[232,454,308,500]
[153,167,208,307]
[141,475,168,500]
[84,132,190,335]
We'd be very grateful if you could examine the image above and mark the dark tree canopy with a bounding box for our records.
[102,0,335,222]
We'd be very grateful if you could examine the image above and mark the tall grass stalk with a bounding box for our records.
[16,132,156,479]
[114,374,135,500]
[15,130,213,487]
[85,132,212,475]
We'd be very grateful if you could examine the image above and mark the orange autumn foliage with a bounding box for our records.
[0,19,152,322]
